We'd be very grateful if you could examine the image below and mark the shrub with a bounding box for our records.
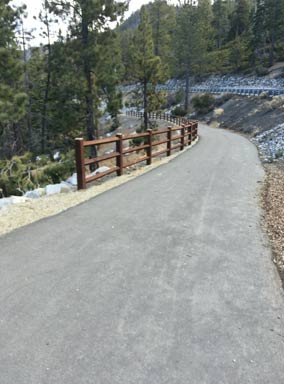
[191,93,215,114]
[171,106,187,117]
[0,151,75,196]
[130,127,144,147]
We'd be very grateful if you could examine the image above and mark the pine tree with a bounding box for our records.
[229,0,250,39]
[47,0,127,166]
[251,0,266,67]
[131,5,164,130]
[39,0,54,153]
[0,0,26,158]
[251,0,284,67]
[212,0,230,49]
[175,0,213,95]
[264,0,284,66]
[97,30,124,130]
[148,0,176,77]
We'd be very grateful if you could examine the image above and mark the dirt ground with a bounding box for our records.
[261,161,284,285]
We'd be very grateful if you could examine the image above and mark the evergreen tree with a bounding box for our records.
[39,0,54,153]
[0,0,26,158]
[175,0,213,91]
[229,0,250,39]
[148,0,176,77]
[131,5,164,130]
[251,0,266,68]
[251,0,284,67]
[212,0,230,49]
[264,0,284,66]
[97,30,124,130]
[47,0,127,166]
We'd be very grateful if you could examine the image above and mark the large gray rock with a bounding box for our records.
[24,188,46,199]
[66,173,77,186]
[45,184,62,196]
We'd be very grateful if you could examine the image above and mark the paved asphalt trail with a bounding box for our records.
[1,124,284,384]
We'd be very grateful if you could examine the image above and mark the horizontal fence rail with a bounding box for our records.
[75,112,198,190]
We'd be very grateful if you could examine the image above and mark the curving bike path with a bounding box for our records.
[0,124,284,384]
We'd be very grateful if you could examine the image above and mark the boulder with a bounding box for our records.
[24,190,41,199]
[66,173,77,186]
[45,184,62,196]
[59,182,74,193]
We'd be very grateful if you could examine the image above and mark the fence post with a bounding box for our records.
[193,122,197,141]
[167,126,172,156]
[116,133,123,176]
[188,123,192,145]
[147,129,152,165]
[181,124,185,150]
[196,122,198,140]
[75,138,86,190]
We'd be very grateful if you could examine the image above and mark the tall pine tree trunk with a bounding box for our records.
[143,78,148,130]
[21,21,32,151]
[184,57,190,112]
[154,5,160,56]
[41,45,51,153]
[82,13,97,170]
[269,31,275,67]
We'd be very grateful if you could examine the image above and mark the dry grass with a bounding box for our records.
[261,161,284,284]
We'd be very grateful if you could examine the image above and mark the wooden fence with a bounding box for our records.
[75,112,198,190]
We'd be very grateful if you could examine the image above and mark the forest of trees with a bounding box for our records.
[1,0,284,162]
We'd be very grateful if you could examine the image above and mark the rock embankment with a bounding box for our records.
[252,123,284,162]
[261,163,284,283]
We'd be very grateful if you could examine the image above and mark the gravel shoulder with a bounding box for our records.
[0,141,197,237]
[261,161,284,284]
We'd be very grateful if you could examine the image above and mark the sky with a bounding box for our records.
[12,0,176,45]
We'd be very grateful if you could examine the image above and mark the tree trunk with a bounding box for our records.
[12,122,23,155]
[143,78,148,130]
[184,58,190,112]
[269,31,275,67]
[21,21,33,151]
[41,12,51,154]
[41,51,51,153]
[82,12,98,171]
[154,4,160,56]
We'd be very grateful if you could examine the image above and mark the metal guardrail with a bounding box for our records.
[120,84,284,97]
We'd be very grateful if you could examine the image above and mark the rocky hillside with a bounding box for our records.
[205,95,284,162]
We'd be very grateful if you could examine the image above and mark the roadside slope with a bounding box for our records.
[0,124,283,384]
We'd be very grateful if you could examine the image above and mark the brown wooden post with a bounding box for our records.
[196,122,198,139]
[188,123,192,145]
[75,138,86,190]
[147,129,152,165]
[193,122,197,141]
[181,124,185,150]
[167,126,172,156]
[116,133,123,176]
